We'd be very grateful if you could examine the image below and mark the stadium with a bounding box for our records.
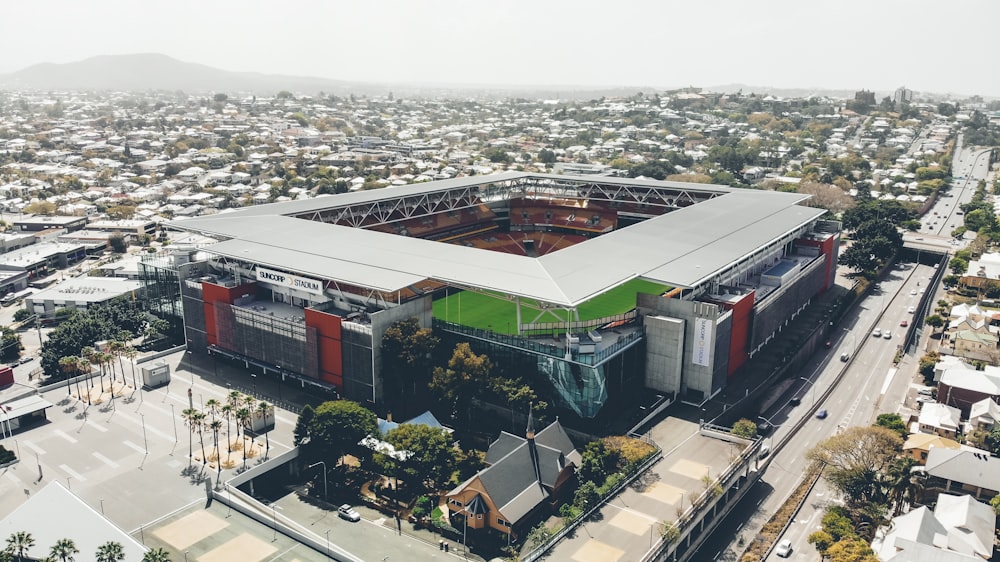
[143,172,841,420]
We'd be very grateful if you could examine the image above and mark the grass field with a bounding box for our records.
[433,278,671,334]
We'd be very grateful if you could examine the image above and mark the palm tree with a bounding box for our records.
[80,346,96,394]
[75,357,92,405]
[6,531,34,562]
[193,411,207,464]
[210,418,223,476]
[220,404,234,457]
[95,541,124,562]
[49,538,78,562]
[235,407,251,467]
[204,398,221,422]
[256,401,274,455]
[101,353,115,394]
[124,344,138,389]
[181,408,199,463]
[59,356,80,398]
[140,547,171,562]
[110,340,127,386]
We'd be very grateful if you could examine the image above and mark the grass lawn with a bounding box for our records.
[433,278,670,334]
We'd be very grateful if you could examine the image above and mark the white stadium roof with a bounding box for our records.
[171,174,825,307]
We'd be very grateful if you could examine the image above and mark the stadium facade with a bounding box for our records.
[143,172,840,418]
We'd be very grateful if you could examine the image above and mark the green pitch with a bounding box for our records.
[433,278,671,334]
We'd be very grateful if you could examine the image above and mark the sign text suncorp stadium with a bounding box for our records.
[255,267,324,295]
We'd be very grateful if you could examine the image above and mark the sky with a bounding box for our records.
[1,0,998,96]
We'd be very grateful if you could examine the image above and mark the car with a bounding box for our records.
[900,320,908,327]
[908,306,916,314]
[18,356,34,364]
[917,387,934,396]
[776,539,793,557]
[840,352,850,362]
[790,397,801,406]
[916,396,937,404]
[872,328,882,338]
[337,504,361,522]
[759,440,771,458]
[757,422,773,436]
[816,409,828,419]
[910,289,918,296]
[883,331,892,339]
[824,340,832,349]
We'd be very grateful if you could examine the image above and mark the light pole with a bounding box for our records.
[251,374,257,397]
[325,529,331,560]
[308,461,328,499]
[171,403,178,442]
[843,328,855,356]
[139,413,148,455]
[799,377,815,407]
[271,505,278,542]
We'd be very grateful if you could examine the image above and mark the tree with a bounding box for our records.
[23,201,56,215]
[256,401,273,454]
[430,343,492,422]
[13,309,30,322]
[806,426,903,522]
[6,531,34,562]
[379,423,456,490]
[307,400,377,465]
[0,328,21,363]
[990,493,1000,515]
[824,536,879,562]
[924,315,944,332]
[659,521,680,544]
[731,418,757,439]
[874,414,907,439]
[49,538,78,562]
[108,234,127,254]
[381,318,439,406]
[140,547,171,562]
[95,541,124,562]
[293,404,314,447]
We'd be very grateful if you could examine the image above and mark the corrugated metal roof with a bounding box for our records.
[171,175,824,306]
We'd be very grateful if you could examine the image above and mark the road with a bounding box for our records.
[690,259,933,561]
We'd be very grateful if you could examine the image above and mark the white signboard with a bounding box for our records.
[692,317,713,367]
[255,267,324,296]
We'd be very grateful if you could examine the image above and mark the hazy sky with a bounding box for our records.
[2,0,998,96]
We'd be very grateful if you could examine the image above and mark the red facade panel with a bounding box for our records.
[202,281,257,347]
[305,308,344,388]
[725,291,755,377]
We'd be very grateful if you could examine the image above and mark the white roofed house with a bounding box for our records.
[916,402,962,439]
[966,398,1000,433]
[871,493,995,561]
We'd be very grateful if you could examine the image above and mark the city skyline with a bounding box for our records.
[1,0,998,97]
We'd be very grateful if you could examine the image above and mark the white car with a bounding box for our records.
[776,539,793,557]
[337,504,361,522]
[918,388,934,396]
[910,289,918,296]
[872,328,882,338]
[908,306,915,314]
[883,331,892,340]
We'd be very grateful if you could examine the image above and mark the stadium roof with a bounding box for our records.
[171,174,824,307]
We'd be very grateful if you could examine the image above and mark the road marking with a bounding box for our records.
[880,368,896,395]
[86,420,109,433]
[114,411,174,443]
[22,440,45,456]
[53,429,78,444]
[122,440,146,454]
[92,452,120,469]
[5,471,22,486]
[59,464,86,481]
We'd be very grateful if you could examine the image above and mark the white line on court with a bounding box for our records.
[21,440,45,456]
[92,452,120,469]
[53,429,78,444]
[122,440,146,454]
[86,420,109,433]
[5,471,22,486]
[59,464,87,481]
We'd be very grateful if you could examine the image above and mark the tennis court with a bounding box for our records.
[432,278,671,333]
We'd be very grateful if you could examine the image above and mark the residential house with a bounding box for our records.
[920,447,1000,502]
[445,414,579,539]
[938,367,1000,418]
[966,398,1000,432]
[903,433,961,465]
[871,493,994,561]
[916,403,962,439]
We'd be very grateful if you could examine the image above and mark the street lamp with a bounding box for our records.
[139,413,148,455]
[325,529,331,560]
[799,377,816,407]
[308,461,328,499]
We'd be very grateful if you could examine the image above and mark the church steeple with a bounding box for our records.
[526,403,536,440]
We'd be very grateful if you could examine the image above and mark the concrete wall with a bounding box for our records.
[643,315,685,394]
[367,295,433,411]
[638,295,730,403]
[750,256,827,352]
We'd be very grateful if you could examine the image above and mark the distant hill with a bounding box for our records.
[0,53,384,95]
[704,83,867,100]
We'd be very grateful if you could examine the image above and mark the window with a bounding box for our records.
[477,514,482,520]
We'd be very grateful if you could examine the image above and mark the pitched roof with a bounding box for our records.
[450,419,579,524]
[934,494,996,559]
[903,433,961,452]
[968,398,1000,426]
[939,369,1000,395]
[925,448,1000,492]
[918,403,961,432]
